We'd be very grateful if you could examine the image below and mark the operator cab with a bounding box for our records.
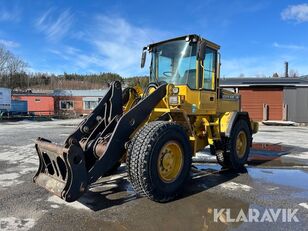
[142,34,220,92]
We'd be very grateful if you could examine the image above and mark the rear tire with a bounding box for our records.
[215,119,251,170]
[127,121,192,202]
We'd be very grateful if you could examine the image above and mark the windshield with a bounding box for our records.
[150,40,197,88]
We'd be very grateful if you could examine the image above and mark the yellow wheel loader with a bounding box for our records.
[33,34,258,203]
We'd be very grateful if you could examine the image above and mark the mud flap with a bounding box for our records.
[33,138,88,202]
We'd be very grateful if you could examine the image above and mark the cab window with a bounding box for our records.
[151,40,197,89]
[203,47,216,90]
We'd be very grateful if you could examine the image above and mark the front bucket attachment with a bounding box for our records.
[33,138,88,202]
[32,81,168,202]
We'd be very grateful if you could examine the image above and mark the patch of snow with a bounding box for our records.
[267,186,279,191]
[89,183,119,192]
[0,173,20,180]
[0,119,81,131]
[220,182,252,192]
[0,217,35,231]
[0,173,24,187]
[106,172,127,181]
[0,144,38,190]
[47,195,90,211]
[0,144,37,164]
[299,202,308,210]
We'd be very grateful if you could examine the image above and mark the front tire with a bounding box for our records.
[127,121,192,202]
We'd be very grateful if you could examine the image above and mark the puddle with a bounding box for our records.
[248,168,308,190]
[248,142,308,167]
[194,164,308,191]
[248,143,292,165]
[195,142,308,167]
[251,143,291,154]
[248,143,308,167]
[194,164,222,172]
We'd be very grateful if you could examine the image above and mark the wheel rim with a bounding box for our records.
[157,141,184,183]
[236,131,247,158]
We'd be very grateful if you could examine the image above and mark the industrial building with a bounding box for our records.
[3,76,308,122]
[5,89,108,118]
[53,89,108,117]
[12,93,54,115]
[221,77,308,123]
[0,88,28,115]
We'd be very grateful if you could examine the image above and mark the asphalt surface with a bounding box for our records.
[0,119,307,230]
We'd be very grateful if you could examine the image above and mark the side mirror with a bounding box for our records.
[197,41,206,60]
[141,50,147,68]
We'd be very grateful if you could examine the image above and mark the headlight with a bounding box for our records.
[172,87,179,94]
[169,96,179,105]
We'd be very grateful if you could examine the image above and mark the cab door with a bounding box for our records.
[199,47,217,114]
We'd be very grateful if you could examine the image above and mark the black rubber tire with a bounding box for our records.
[217,119,251,170]
[213,139,230,168]
[210,145,216,155]
[126,121,192,202]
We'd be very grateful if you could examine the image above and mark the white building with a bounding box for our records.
[0,88,11,111]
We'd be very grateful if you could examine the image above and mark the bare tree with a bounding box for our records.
[289,69,299,78]
[272,73,279,78]
[7,54,27,75]
[0,46,11,74]
[0,45,28,88]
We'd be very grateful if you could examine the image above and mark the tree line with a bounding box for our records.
[0,72,149,90]
[0,45,149,90]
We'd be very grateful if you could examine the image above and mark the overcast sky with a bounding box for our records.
[0,0,308,77]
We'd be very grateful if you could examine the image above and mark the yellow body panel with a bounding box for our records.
[176,85,217,115]
[220,112,236,134]
[128,83,251,156]
[127,35,258,156]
